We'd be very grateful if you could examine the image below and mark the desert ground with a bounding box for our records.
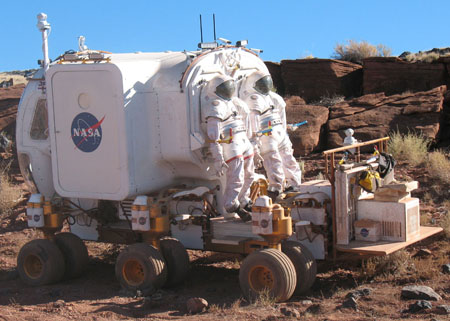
[0,150,448,321]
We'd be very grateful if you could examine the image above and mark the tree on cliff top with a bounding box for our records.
[332,40,391,64]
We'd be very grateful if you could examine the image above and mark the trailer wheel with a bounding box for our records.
[160,237,190,287]
[115,243,167,293]
[239,249,296,302]
[54,232,89,279]
[282,240,317,294]
[17,239,65,286]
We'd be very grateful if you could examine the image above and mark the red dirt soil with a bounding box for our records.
[0,86,448,320]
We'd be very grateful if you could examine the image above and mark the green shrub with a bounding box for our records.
[388,130,429,166]
[332,40,392,64]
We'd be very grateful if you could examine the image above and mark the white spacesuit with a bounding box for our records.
[241,71,302,196]
[201,75,255,221]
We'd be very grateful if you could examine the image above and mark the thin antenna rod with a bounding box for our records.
[213,14,216,41]
[199,14,203,43]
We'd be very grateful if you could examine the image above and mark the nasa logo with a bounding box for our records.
[138,217,147,225]
[71,113,105,152]
[360,228,369,238]
[260,219,269,228]
[33,214,41,222]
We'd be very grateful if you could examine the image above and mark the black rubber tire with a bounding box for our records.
[54,232,89,279]
[239,248,296,302]
[17,239,65,286]
[282,240,317,294]
[115,243,167,293]
[159,237,190,287]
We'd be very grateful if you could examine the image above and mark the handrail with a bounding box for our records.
[323,137,390,155]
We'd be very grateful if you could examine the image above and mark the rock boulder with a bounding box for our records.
[401,285,442,301]
[281,59,362,103]
[0,84,25,136]
[363,57,447,95]
[327,86,445,149]
[285,96,329,156]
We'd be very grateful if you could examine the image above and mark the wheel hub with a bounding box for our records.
[23,254,44,279]
[122,259,145,286]
[248,265,274,291]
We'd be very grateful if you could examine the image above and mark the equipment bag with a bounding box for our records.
[358,169,381,193]
[377,152,396,178]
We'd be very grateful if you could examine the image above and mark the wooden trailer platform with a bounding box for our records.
[335,226,443,256]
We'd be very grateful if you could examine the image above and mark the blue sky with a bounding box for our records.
[2,1,448,71]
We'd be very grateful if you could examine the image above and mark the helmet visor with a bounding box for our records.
[215,80,235,100]
[254,75,273,95]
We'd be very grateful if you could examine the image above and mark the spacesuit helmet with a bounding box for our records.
[243,71,273,96]
[210,75,235,101]
[254,75,273,95]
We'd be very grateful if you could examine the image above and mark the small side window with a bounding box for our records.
[30,99,49,140]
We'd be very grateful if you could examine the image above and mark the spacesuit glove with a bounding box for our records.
[213,159,229,177]
[286,124,297,131]
[254,152,264,169]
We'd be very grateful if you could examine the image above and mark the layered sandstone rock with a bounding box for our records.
[438,88,450,147]
[280,59,362,102]
[285,96,329,156]
[0,84,25,135]
[327,86,446,148]
[363,57,447,95]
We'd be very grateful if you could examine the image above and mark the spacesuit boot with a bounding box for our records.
[236,206,252,222]
[267,188,279,203]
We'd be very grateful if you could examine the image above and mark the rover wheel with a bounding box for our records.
[282,240,317,294]
[115,243,167,293]
[239,249,296,302]
[54,232,89,279]
[160,237,190,286]
[17,239,65,286]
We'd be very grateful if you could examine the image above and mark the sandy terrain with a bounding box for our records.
[0,153,448,321]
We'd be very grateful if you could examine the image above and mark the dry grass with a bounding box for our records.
[388,130,429,166]
[313,94,345,107]
[250,288,277,307]
[420,213,430,226]
[298,160,305,178]
[332,40,391,64]
[441,210,450,239]
[428,150,450,184]
[230,298,243,311]
[411,257,437,280]
[360,249,412,279]
[0,161,22,219]
[405,52,444,63]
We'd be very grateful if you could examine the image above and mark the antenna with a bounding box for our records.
[199,14,203,43]
[37,13,51,71]
[213,14,216,41]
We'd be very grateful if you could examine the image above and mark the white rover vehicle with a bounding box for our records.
[15,14,443,302]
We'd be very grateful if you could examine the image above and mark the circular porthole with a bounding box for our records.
[78,93,90,109]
